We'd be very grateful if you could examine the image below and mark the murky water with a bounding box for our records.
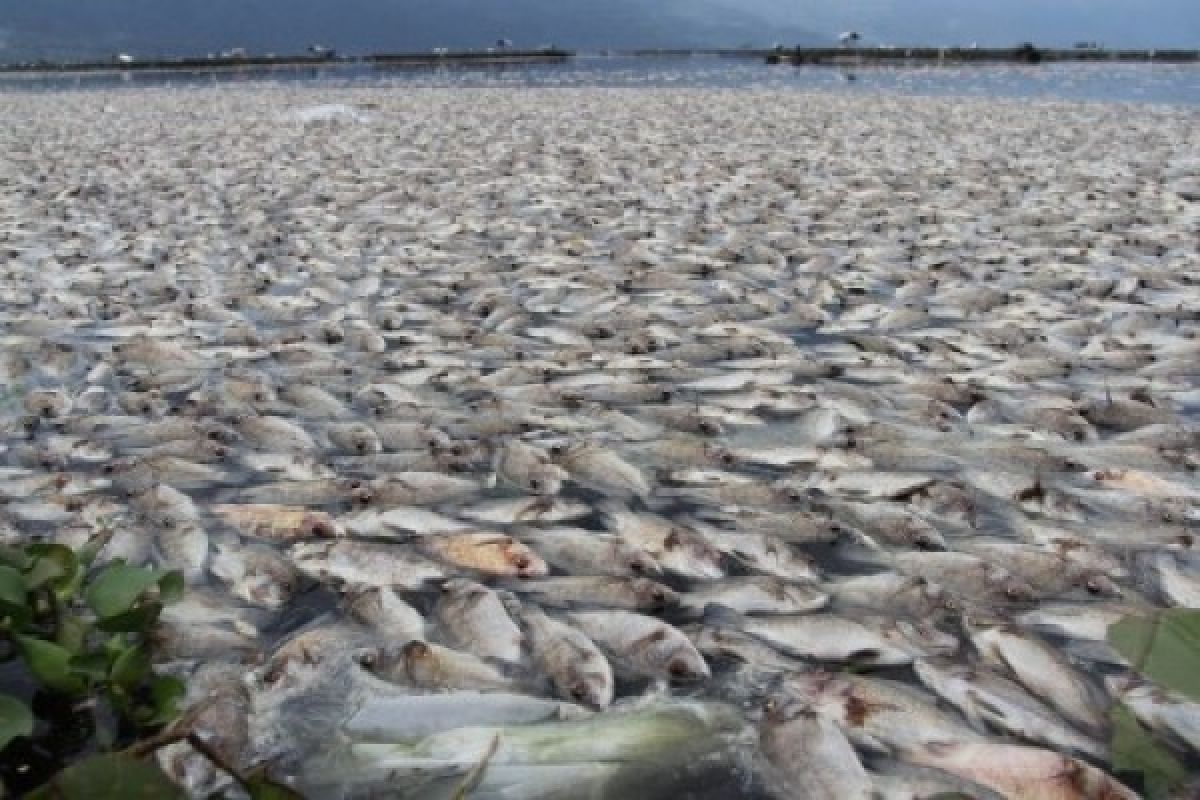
[1,56,1199,106]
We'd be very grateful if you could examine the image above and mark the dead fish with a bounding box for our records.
[410,531,548,578]
[603,507,725,580]
[502,576,680,612]
[970,624,1111,735]
[370,639,524,693]
[784,670,984,753]
[956,539,1122,599]
[679,577,828,616]
[827,573,959,619]
[704,607,919,667]
[209,537,297,610]
[352,473,482,508]
[212,504,341,542]
[901,741,1138,800]
[435,579,525,664]
[553,440,651,497]
[291,539,446,590]
[514,527,661,578]
[567,609,710,682]
[915,658,1109,760]
[344,586,427,642]
[815,499,947,551]
[758,695,873,800]
[509,598,614,709]
[325,422,383,455]
[493,438,569,495]
[456,495,590,525]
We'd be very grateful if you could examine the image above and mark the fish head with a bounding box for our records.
[632,578,680,612]
[890,619,960,657]
[666,645,711,683]
[564,664,614,710]
[704,443,740,469]
[525,465,567,496]
[1077,571,1122,598]
[617,542,663,577]
[986,569,1037,607]
[499,538,549,578]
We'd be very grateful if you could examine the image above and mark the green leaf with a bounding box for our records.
[26,753,185,800]
[16,635,86,694]
[157,571,185,605]
[245,768,306,800]
[78,530,115,567]
[0,544,30,570]
[1110,705,1187,799]
[0,565,26,607]
[0,694,34,752]
[110,646,150,690]
[24,544,78,590]
[145,675,186,726]
[87,564,164,620]
[1108,610,1200,701]
[96,602,162,633]
[69,652,113,681]
[56,613,90,655]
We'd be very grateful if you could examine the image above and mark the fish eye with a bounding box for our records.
[659,389,673,402]
[667,659,689,678]
[527,478,541,492]
[512,555,531,570]
[719,452,736,466]
[628,560,645,575]
[569,683,590,703]
[915,536,939,552]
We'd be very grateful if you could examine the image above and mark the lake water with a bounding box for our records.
[2,55,1199,106]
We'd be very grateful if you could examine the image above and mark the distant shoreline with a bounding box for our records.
[767,46,1200,66]
[2,46,1197,75]
[0,48,572,74]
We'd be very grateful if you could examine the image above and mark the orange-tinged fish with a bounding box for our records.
[213,503,340,542]
[418,532,548,578]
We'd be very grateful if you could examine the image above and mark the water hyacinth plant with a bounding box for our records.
[0,533,186,796]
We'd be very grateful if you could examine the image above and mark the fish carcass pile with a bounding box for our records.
[1,85,1198,799]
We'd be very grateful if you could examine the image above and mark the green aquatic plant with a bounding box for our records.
[0,534,303,798]
[1108,609,1200,701]
[1106,608,1200,798]
[0,534,186,796]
